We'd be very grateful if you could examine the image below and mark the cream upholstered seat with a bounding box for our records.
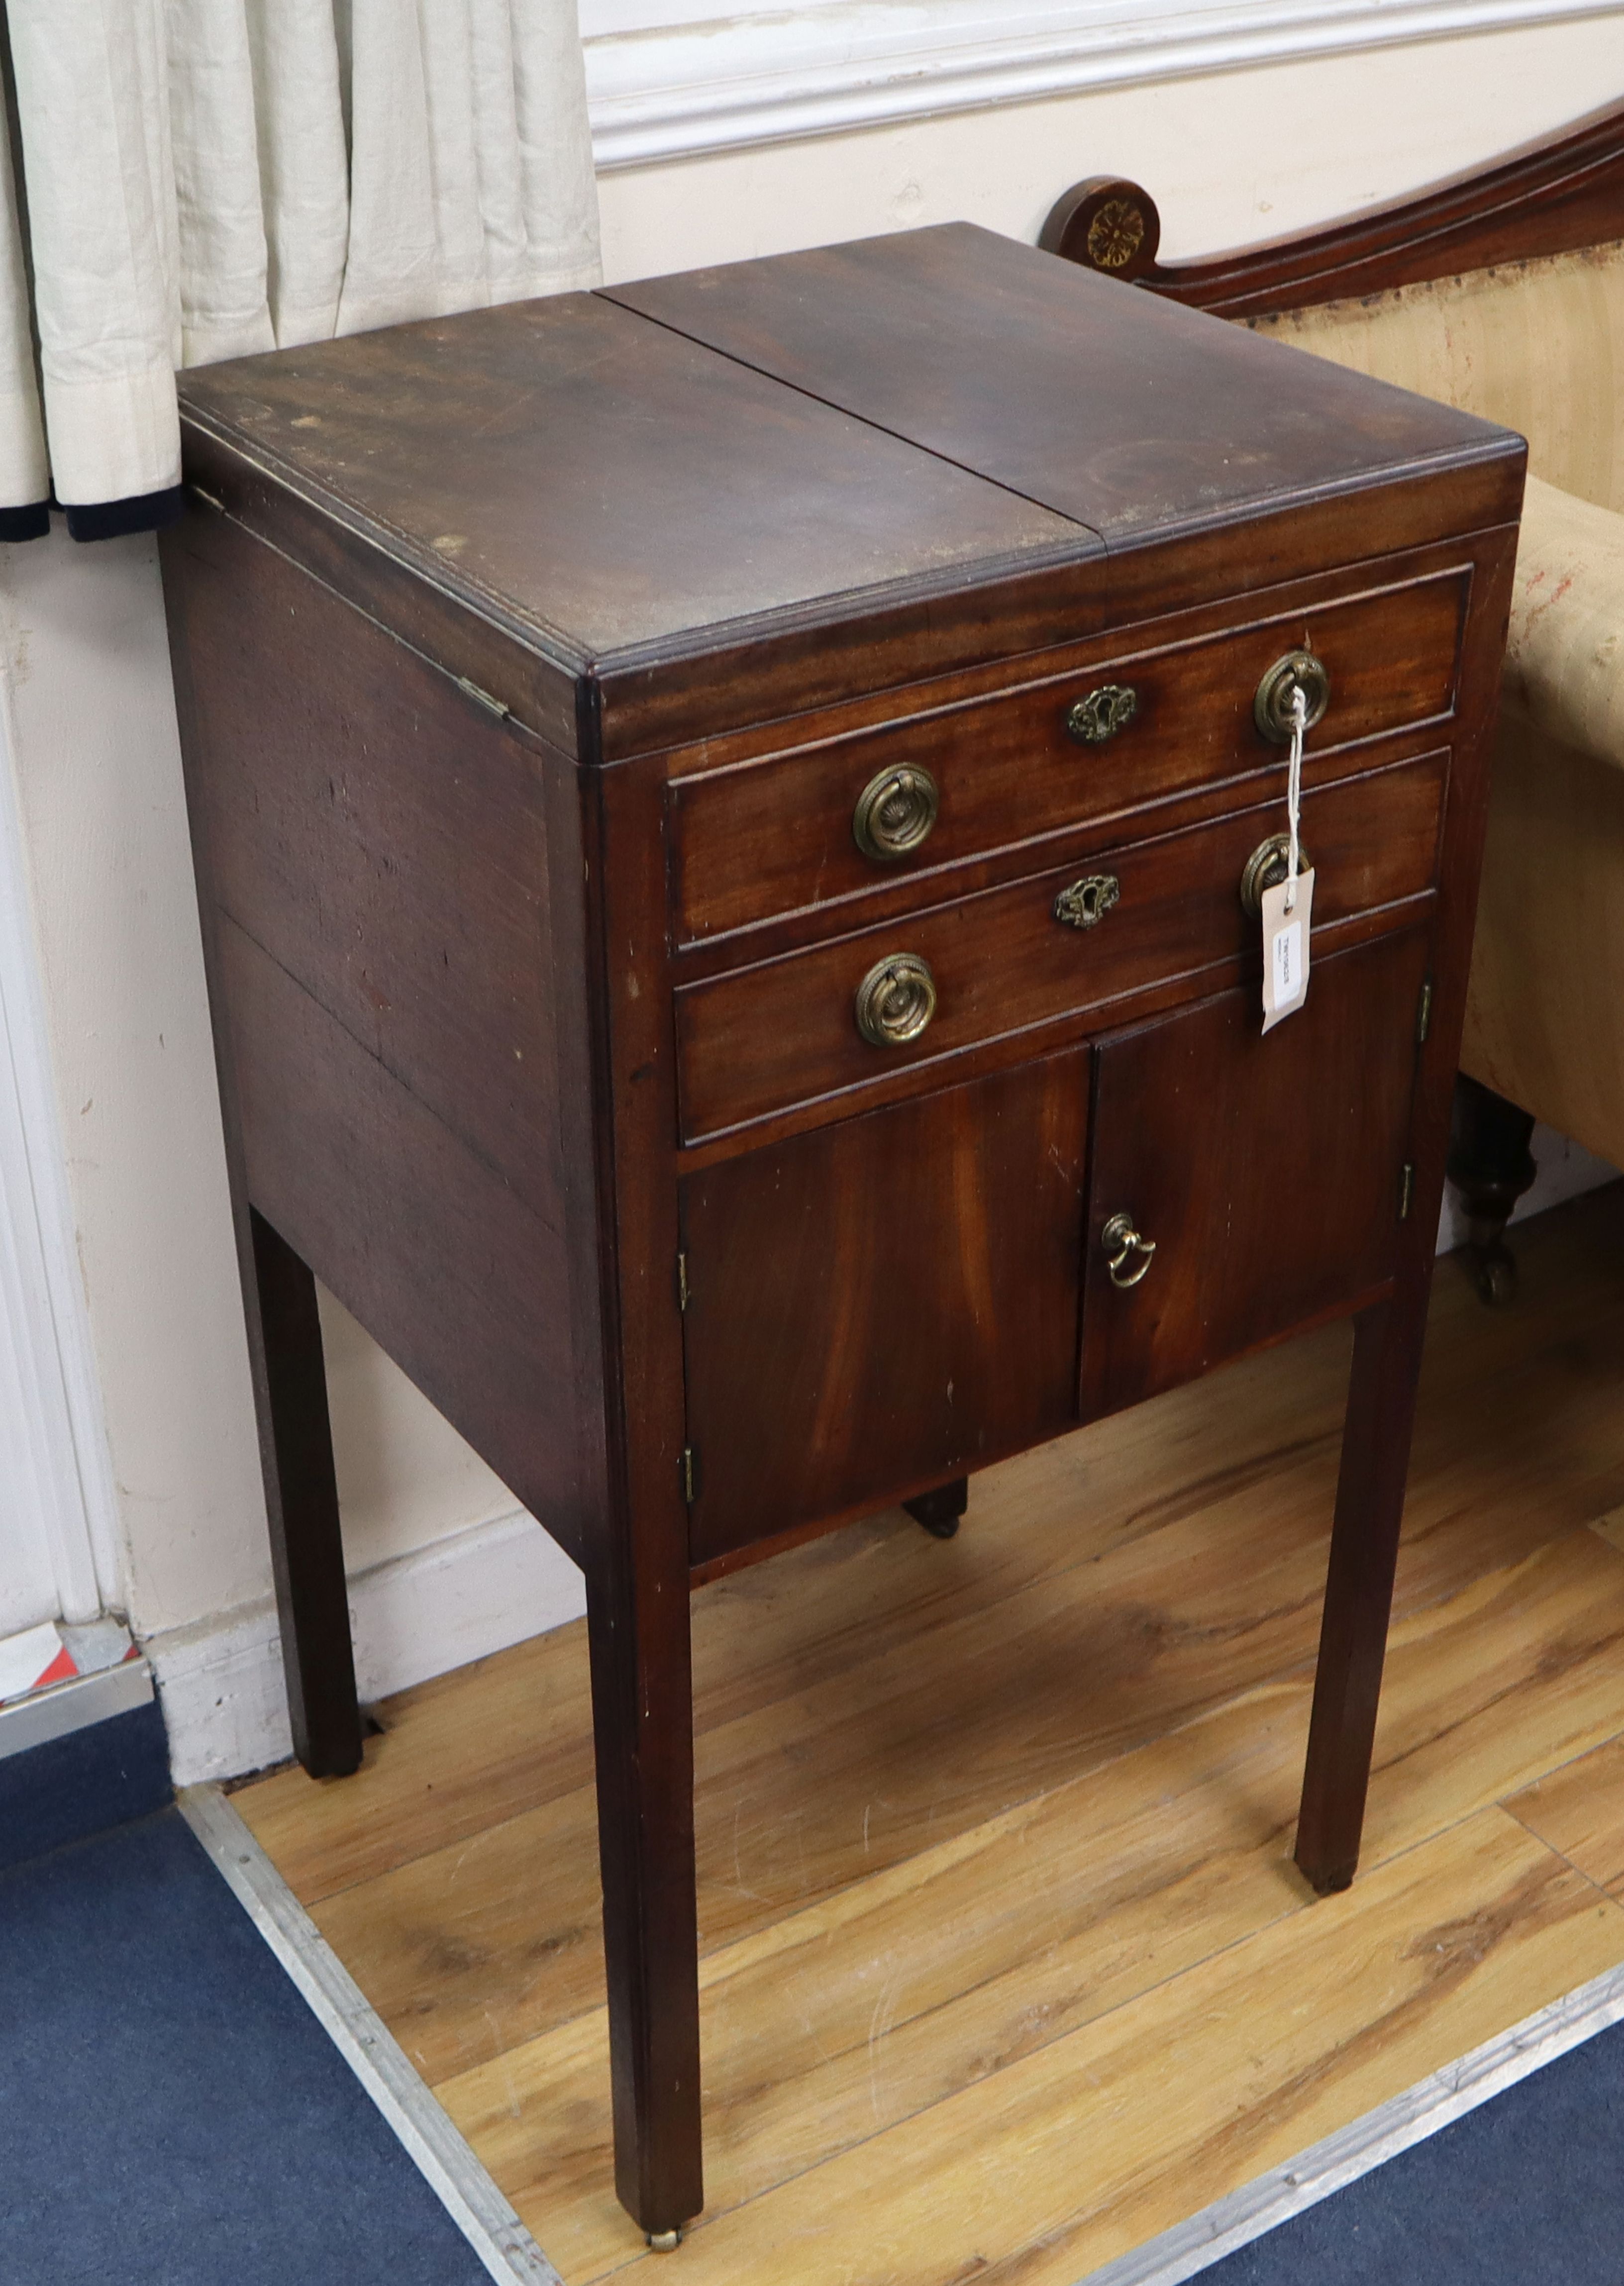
[1254,252,1624,1166]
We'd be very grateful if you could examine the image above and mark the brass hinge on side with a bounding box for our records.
[1399,1161,1416,1220]
[681,1447,699,1505]
[677,1251,690,1312]
[456,675,510,721]
[1417,979,1433,1046]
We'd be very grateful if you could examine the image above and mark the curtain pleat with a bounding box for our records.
[7,0,183,510]
[244,0,349,350]
[0,0,600,530]
[0,91,47,523]
[167,0,276,366]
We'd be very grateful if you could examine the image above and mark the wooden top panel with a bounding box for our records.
[605,222,1523,550]
[175,289,1086,671]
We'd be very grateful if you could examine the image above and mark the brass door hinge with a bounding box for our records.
[1399,1161,1415,1220]
[677,1251,690,1312]
[681,1446,699,1504]
[456,674,510,721]
[1417,979,1433,1046]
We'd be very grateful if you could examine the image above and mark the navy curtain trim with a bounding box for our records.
[65,483,186,542]
[0,499,50,541]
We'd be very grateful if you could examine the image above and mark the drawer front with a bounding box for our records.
[675,749,1446,1143]
[1080,928,1431,1418]
[669,569,1466,942]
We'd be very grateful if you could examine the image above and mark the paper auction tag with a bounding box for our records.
[1261,865,1314,1033]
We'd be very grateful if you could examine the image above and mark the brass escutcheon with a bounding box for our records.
[1054,873,1120,931]
[1239,832,1315,919]
[854,952,937,1048]
[1254,649,1330,744]
[1101,1210,1157,1289]
[1065,684,1138,745]
[853,763,939,863]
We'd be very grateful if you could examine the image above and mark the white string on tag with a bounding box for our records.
[1284,681,1306,914]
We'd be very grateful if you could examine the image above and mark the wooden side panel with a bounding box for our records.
[163,502,591,1565]
[680,1053,1090,1566]
[215,916,585,1563]
[1081,928,1432,1418]
[165,514,563,1222]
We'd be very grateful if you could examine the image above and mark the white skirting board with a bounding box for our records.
[148,1508,586,1787]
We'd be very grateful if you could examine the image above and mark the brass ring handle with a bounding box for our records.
[854,952,937,1048]
[1254,649,1329,743]
[1101,1210,1157,1290]
[1066,683,1138,746]
[1239,832,1315,920]
[853,764,939,863]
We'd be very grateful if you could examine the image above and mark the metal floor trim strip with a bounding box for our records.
[1076,1954,1624,2286]
[178,1784,563,2286]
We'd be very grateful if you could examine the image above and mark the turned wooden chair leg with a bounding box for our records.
[904,1476,969,1539]
[587,1554,704,2242]
[245,1208,362,1779]
[1447,1073,1537,1306]
[1295,1289,1429,1895]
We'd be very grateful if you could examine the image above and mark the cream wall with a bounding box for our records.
[9,16,1623,1780]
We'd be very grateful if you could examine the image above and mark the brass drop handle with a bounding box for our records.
[1102,1210,1157,1289]
[1239,832,1315,920]
[1066,683,1138,745]
[854,952,937,1048]
[1254,649,1329,744]
[853,764,939,862]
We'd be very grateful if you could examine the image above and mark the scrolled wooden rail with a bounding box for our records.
[1040,97,1624,317]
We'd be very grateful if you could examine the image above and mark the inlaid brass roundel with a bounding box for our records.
[854,952,937,1048]
[853,763,940,862]
[1086,199,1146,272]
[1239,832,1315,919]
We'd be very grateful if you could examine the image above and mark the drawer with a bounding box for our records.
[668,569,1467,942]
[675,749,1445,1143]
[1081,928,1431,1418]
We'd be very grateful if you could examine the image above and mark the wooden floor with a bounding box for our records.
[238,1183,1624,2286]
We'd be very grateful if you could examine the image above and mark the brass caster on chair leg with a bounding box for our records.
[648,2229,682,2252]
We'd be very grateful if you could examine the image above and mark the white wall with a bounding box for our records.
[7,14,1623,1781]
[594,17,1624,280]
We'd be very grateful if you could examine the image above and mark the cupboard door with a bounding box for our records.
[1081,928,1430,1418]
[681,1052,1089,1567]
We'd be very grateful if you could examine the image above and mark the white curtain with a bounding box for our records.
[0,0,600,522]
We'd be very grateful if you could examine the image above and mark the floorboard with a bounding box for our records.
[235,1183,1624,2284]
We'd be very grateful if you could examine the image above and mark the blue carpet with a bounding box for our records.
[1204,2018,1624,2283]
[0,1808,494,2284]
[0,1697,172,1872]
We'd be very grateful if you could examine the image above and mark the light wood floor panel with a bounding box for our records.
[438,1523,1624,2280]
[234,1184,1624,2284]
[612,1812,1624,2286]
